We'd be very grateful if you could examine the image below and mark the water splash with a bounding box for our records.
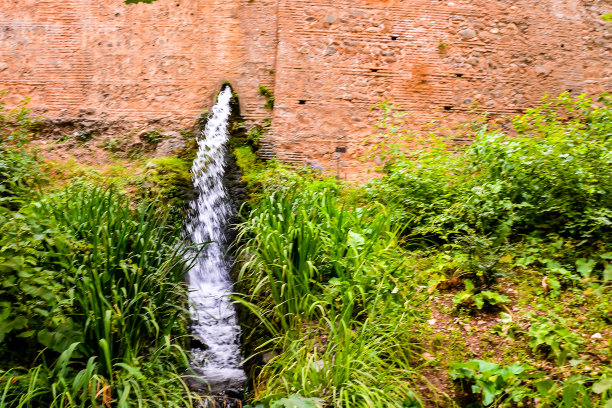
[185,86,246,397]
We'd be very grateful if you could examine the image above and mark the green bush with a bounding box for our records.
[235,169,430,407]
[0,183,199,407]
[0,92,43,208]
[367,93,612,244]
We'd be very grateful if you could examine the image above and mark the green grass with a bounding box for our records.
[0,93,203,407]
[235,93,612,408]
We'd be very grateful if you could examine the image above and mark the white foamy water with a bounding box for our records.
[185,86,246,395]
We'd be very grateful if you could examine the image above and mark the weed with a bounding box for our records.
[140,129,164,144]
[258,85,275,110]
[453,279,510,311]
[527,313,584,366]
[451,360,529,406]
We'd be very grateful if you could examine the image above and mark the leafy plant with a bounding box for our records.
[0,182,199,406]
[367,93,612,244]
[453,279,510,311]
[450,360,529,406]
[140,129,164,144]
[527,313,584,366]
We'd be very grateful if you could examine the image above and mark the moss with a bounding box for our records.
[258,85,275,110]
[139,156,193,225]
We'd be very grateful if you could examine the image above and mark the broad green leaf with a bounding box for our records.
[593,378,612,394]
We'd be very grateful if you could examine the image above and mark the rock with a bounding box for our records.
[324,46,337,55]
[324,14,336,24]
[0,62,8,71]
[459,28,477,40]
[467,56,480,66]
[506,23,519,32]
[534,64,550,76]
[155,131,185,157]
[423,352,434,360]
[427,318,437,325]
[591,333,603,339]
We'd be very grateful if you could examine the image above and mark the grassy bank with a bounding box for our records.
[234,93,611,408]
[0,95,203,407]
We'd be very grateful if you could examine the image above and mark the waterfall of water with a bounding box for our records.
[185,86,246,397]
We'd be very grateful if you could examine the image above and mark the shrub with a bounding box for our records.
[450,360,529,406]
[367,93,612,244]
[0,183,198,406]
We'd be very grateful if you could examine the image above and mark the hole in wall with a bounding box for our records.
[567,89,573,93]
[561,44,565,48]
[370,68,379,73]
[391,36,398,40]
[455,73,463,78]
[298,100,306,105]
[444,106,452,111]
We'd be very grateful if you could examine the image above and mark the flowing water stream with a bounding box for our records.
[185,86,246,398]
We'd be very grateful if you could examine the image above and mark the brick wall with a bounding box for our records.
[1,0,610,176]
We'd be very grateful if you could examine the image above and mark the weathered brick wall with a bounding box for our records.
[0,0,277,130]
[269,0,611,177]
[1,0,610,176]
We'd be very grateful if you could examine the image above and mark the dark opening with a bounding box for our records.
[561,44,565,48]
[567,89,573,93]
[299,100,306,105]
[391,36,398,40]
[335,147,347,153]
[371,68,379,73]
[455,73,463,78]
[444,106,452,111]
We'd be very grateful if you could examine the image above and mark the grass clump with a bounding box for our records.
[234,92,612,407]
[0,92,203,407]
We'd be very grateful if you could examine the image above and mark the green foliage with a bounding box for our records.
[602,13,612,22]
[0,92,43,208]
[258,86,275,110]
[246,394,324,408]
[235,167,429,407]
[74,128,93,142]
[140,129,164,144]
[139,156,193,225]
[527,313,584,366]
[0,183,198,406]
[452,279,510,311]
[367,93,612,244]
[247,125,265,149]
[450,360,528,406]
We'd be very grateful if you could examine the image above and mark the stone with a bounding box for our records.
[459,28,477,40]
[324,14,336,24]
[534,64,551,76]
[467,56,480,66]
[0,62,8,71]
[324,46,337,55]
[155,131,185,157]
